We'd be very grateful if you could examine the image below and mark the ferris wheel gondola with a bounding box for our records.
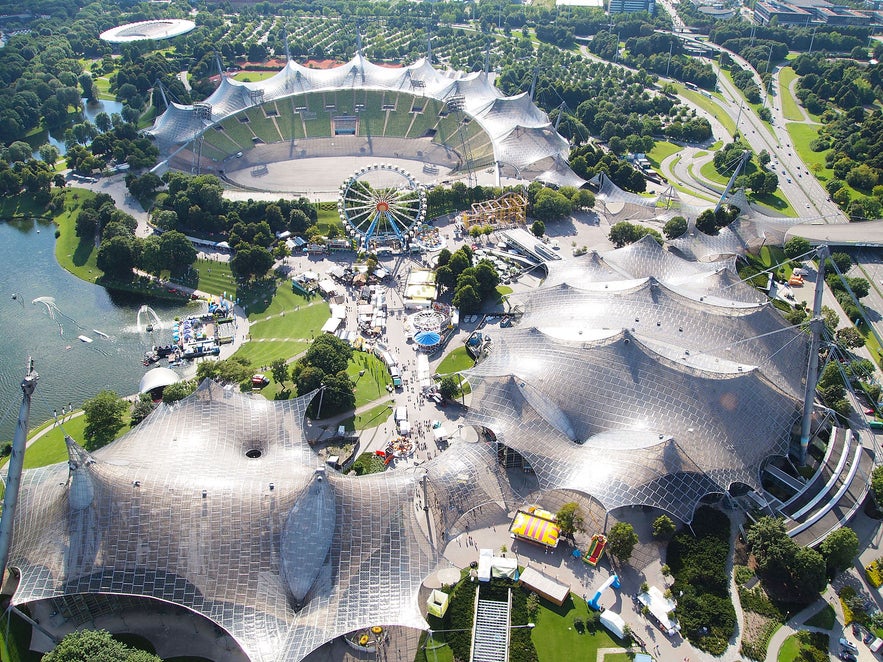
[338,164,427,251]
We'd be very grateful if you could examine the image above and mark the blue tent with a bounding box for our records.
[414,331,441,347]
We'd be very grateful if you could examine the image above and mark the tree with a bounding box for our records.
[607,521,639,562]
[43,630,161,661]
[97,235,139,280]
[130,395,156,426]
[472,261,500,299]
[608,221,662,248]
[556,502,585,538]
[819,526,859,572]
[439,375,460,400]
[304,334,352,375]
[452,284,481,313]
[315,371,356,417]
[746,516,792,574]
[533,188,571,221]
[791,546,827,595]
[873,465,883,506]
[83,390,128,450]
[695,209,719,235]
[836,327,865,349]
[828,252,852,274]
[531,220,545,237]
[652,514,676,541]
[161,380,197,404]
[230,244,273,281]
[38,143,59,165]
[159,230,197,276]
[663,216,687,239]
[784,236,811,259]
[270,358,289,387]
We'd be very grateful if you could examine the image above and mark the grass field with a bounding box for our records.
[340,401,394,431]
[778,67,803,121]
[777,634,801,662]
[804,604,835,630]
[698,160,728,186]
[315,204,345,236]
[233,340,310,367]
[347,352,393,407]
[52,188,101,281]
[191,258,238,299]
[248,301,330,340]
[437,346,475,375]
[676,84,736,137]
[786,122,834,183]
[647,140,683,174]
[531,594,621,662]
[233,70,281,82]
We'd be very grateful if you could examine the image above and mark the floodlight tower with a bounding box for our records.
[0,358,38,583]
[799,245,828,464]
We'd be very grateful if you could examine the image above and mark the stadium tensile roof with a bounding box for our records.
[147,54,585,188]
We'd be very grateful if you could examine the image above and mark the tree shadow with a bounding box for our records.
[72,237,94,268]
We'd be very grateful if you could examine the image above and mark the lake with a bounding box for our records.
[0,219,199,441]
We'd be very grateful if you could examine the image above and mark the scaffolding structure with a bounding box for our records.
[461,192,527,230]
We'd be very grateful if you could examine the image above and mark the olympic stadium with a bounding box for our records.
[7,234,868,662]
[100,19,196,44]
[147,54,585,194]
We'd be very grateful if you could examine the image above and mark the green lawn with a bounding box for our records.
[233,340,310,368]
[777,634,801,662]
[53,188,101,281]
[698,160,728,186]
[778,67,803,121]
[804,604,836,630]
[233,70,281,82]
[676,84,736,136]
[697,159,796,216]
[191,258,238,299]
[2,409,137,472]
[437,346,475,375]
[531,594,621,662]
[602,654,634,662]
[647,141,682,176]
[347,352,393,407]
[315,204,345,236]
[340,401,394,431]
[777,631,829,662]
[786,122,831,181]
[248,301,330,340]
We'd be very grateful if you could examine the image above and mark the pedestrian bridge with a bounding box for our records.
[785,220,883,247]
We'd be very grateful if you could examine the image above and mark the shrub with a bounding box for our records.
[866,560,883,588]
[351,452,386,476]
[734,564,754,586]
[667,507,735,654]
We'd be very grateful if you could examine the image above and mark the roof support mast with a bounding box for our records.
[714,150,750,214]
[799,245,828,464]
[0,358,38,583]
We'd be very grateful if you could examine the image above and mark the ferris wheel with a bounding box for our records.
[338,164,427,251]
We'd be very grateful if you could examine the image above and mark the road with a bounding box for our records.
[653,1,847,222]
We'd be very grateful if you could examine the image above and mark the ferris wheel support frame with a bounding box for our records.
[338,163,427,252]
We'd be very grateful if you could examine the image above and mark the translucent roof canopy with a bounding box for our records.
[147,55,583,187]
[9,381,513,661]
[466,243,809,522]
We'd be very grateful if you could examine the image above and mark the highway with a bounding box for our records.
[654,0,848,223]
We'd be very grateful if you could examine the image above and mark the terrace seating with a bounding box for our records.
[775,427,875,546]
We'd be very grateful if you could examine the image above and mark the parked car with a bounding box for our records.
[840,637,859,653]
[839,651,856,662]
